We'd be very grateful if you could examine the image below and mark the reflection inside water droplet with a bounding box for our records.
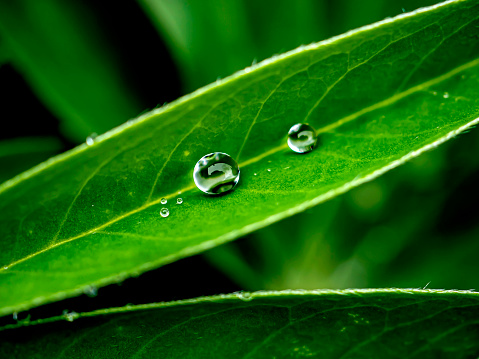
[193,152,240,195]
[160,208,169,217]
[287,123,317,153]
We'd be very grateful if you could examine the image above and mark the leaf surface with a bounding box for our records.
[1,0,479,315]
[2,289,479,358]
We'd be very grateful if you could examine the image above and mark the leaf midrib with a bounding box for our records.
[2,56,479,272]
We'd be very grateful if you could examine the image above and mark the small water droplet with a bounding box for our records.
[193,152,240,195]
[13,312,18,320]
[254,173,257,176]
[176,198,183,204]
[287,123,318,153]
[267,169,271,172]
[86,133,97,146]
[3,266,8,270]
[285,167,290,169]
[62,310,79,322]
[160,208,169,217]
[160,198,167,204]
[234,291,252,301]
[83,285,98,297]
[443,92,450,98]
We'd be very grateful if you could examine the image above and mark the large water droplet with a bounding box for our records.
[176,198,183,204]
[193,152,240,195]
[160,208,169,217]
[161,198,167,204]
[287,123,317,153]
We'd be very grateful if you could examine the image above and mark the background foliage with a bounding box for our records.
[1,0,479,355]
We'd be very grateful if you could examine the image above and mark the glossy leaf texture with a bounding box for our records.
[0,0,142,140]
[1,0,479,316]
[2,289,479,358]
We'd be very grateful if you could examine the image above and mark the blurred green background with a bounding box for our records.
[1,0,478,321]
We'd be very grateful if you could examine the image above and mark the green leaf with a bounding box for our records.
[0,137,63,185]
[2,289,479,357]
[1,0,479,316]
[0,0,142,141]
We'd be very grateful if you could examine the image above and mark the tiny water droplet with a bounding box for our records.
[3,266,8,270]
[234,291,252,301]
[62,310,79,322]
[254,173,257,176]
[86,133,97,146]
[160,198,167,204]
[193,152,240,195]
[13,312,18,320]
[443,92,450,98]
[160,208,169,218]
[267,169,271,172]
[176,198,183,204]
[83,285,98,297]
[287,123,317,153]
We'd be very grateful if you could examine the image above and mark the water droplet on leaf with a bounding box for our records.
[193,152,240,195]
[83,285,98,297]
[176,198,183,204]
[160,198,167,204]
[234,291,252,301]
[62,310,79,322]
[160,208,169,217]
[288,123,317,153]
[86,133,97,146]
[443,92,450,98]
